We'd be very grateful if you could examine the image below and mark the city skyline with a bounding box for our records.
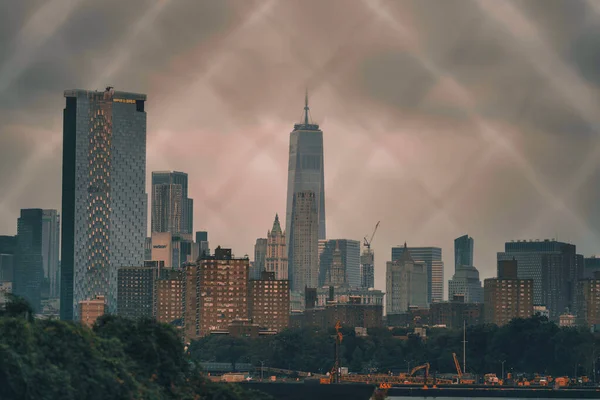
[2,1,600,295]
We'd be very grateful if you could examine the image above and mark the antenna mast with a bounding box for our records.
[462,320,467,374]
[304,88,309,125]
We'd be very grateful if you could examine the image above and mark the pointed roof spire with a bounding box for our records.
[271,213,282,234]
[304,87,310,125]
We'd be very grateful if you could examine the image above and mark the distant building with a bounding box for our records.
[117,267,157,319]
[151,171,193,235]
[360,249,375,289]
[251,238,267,280]
[559,313,576,327]
[583,256,600,279]
[155,269,184,325]
[484,259,534,326]
[195,231,210,258]
[14,209,44,312]
[430,295,484,330]
[266,215,288,280]
[387,243,429,314]
[79,295,107,328]
[183,247,249,341]
[576,271,600,327]
[448,235,483,303]
[61,88,147,320]
[315,286,384,307]
[151,231,195,269]
[291,302,383,330]
[391,245,442,303]
[249,271,290,332]
[533,305,550,319]
[319,239,361,288]
[0,282,12,307]
[386,307,431,328]
[41,210,60,299]
[144,237,152,261]
[497,239,582,320]
[288,191,319,295]
[0,235,16,282]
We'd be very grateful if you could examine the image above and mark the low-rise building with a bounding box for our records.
[430,295,484,329]
[79,295,107,328]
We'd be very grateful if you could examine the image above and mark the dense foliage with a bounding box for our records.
[0,296,271,400]
[189,316,600,379]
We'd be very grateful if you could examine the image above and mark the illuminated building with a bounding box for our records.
[61,87,147,320]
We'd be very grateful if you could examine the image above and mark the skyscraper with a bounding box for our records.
[285,92,326,280]
[448,235,483,303]
[391,245,443,303]
[0,235,16,282]
[252,238,267,280]
[387,243,429,314]
[497,239,582,320]
[151,171,194,235]
[288,191,319,293]
[360,251,375,290]
[195,231,210,258]
[319,239,361,288]
[41,210,60,299]
[266,214,287,280]
[61,87,147,320]
[14,209,44,312]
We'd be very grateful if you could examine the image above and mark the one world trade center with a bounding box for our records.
[285,92,326,294]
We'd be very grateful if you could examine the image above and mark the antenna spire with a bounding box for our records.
[304,88,309,125]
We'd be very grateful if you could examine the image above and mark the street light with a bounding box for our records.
[260,360,265,381]
[404,359,412,374]
[499,360,506,382]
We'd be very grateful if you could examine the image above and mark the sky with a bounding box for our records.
[1,0,600,297]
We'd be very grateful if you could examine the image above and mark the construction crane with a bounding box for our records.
[322,321,344,384]
[363,221,380,252]
[410,363,430,378]
[452,352,474,384]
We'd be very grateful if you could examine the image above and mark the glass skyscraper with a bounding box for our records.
[41,209,60,299]
[319,239,361,288]
[61,87,147,320]
[151,171,194,235]
[286,93,326,292]
[14,209,44,312]
[448,234,483,303]
[454,234,474,269]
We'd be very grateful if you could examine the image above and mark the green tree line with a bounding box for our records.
[0,296,271,400]
[189,316,600,379]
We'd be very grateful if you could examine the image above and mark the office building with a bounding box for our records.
[285,93,326,289]
[151,171,194,235]
[484,259,534,326]
[448,234,483,303]
[144,237,152,261]
[249,271,290,332]
[0,235,16,282]
[266,214,287,280]
[79,295,107,328]
[583,256,600,279]
[387,243,429,314]
[196,231,210,258]
[319,239,361,288]
[252,238,267,280]
[117,266,157,319]
[315,286,384,307]
[288,191,319,294]
[14,209,44,312]
[430,295,484,329]
[155,269,184,325]
[360,249,375,289]
[497,239,582,319]
[577,271,600,327]
[183,247,249,341]
[41,210,60,299]
[391,245,443,303]
[151,231,195,269]
[61,87,147,320]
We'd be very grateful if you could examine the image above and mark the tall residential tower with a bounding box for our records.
[151,171,194,235]
[61,87,147,320]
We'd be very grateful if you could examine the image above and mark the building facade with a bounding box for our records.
[14,209,44,312]
[151,171,193,235]
[41,210,60,299]
[583,256,600,279]
[577,271,600,327]
[483,260,534,326]
[266,215,287,280]
[387,244,429,314]
[286,94,326,293]
[155,269,184,325]
[391,245,443,303]
[315,286,384,307]
[0,235,16,283]
[117,266,157,319]
[61,87,147,320]
[430,295,484,329]
[249,271,290,332]
[79,295,107,327]
[196,231,210,258]
[360,249,375,289]
[288,191,319,294]
[183,247,249,341]
[497,239,582,320]
[319,239,361,288]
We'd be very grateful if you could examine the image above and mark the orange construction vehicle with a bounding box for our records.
[452,353,475,384]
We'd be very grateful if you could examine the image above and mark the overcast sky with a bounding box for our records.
[1,0,600,297]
